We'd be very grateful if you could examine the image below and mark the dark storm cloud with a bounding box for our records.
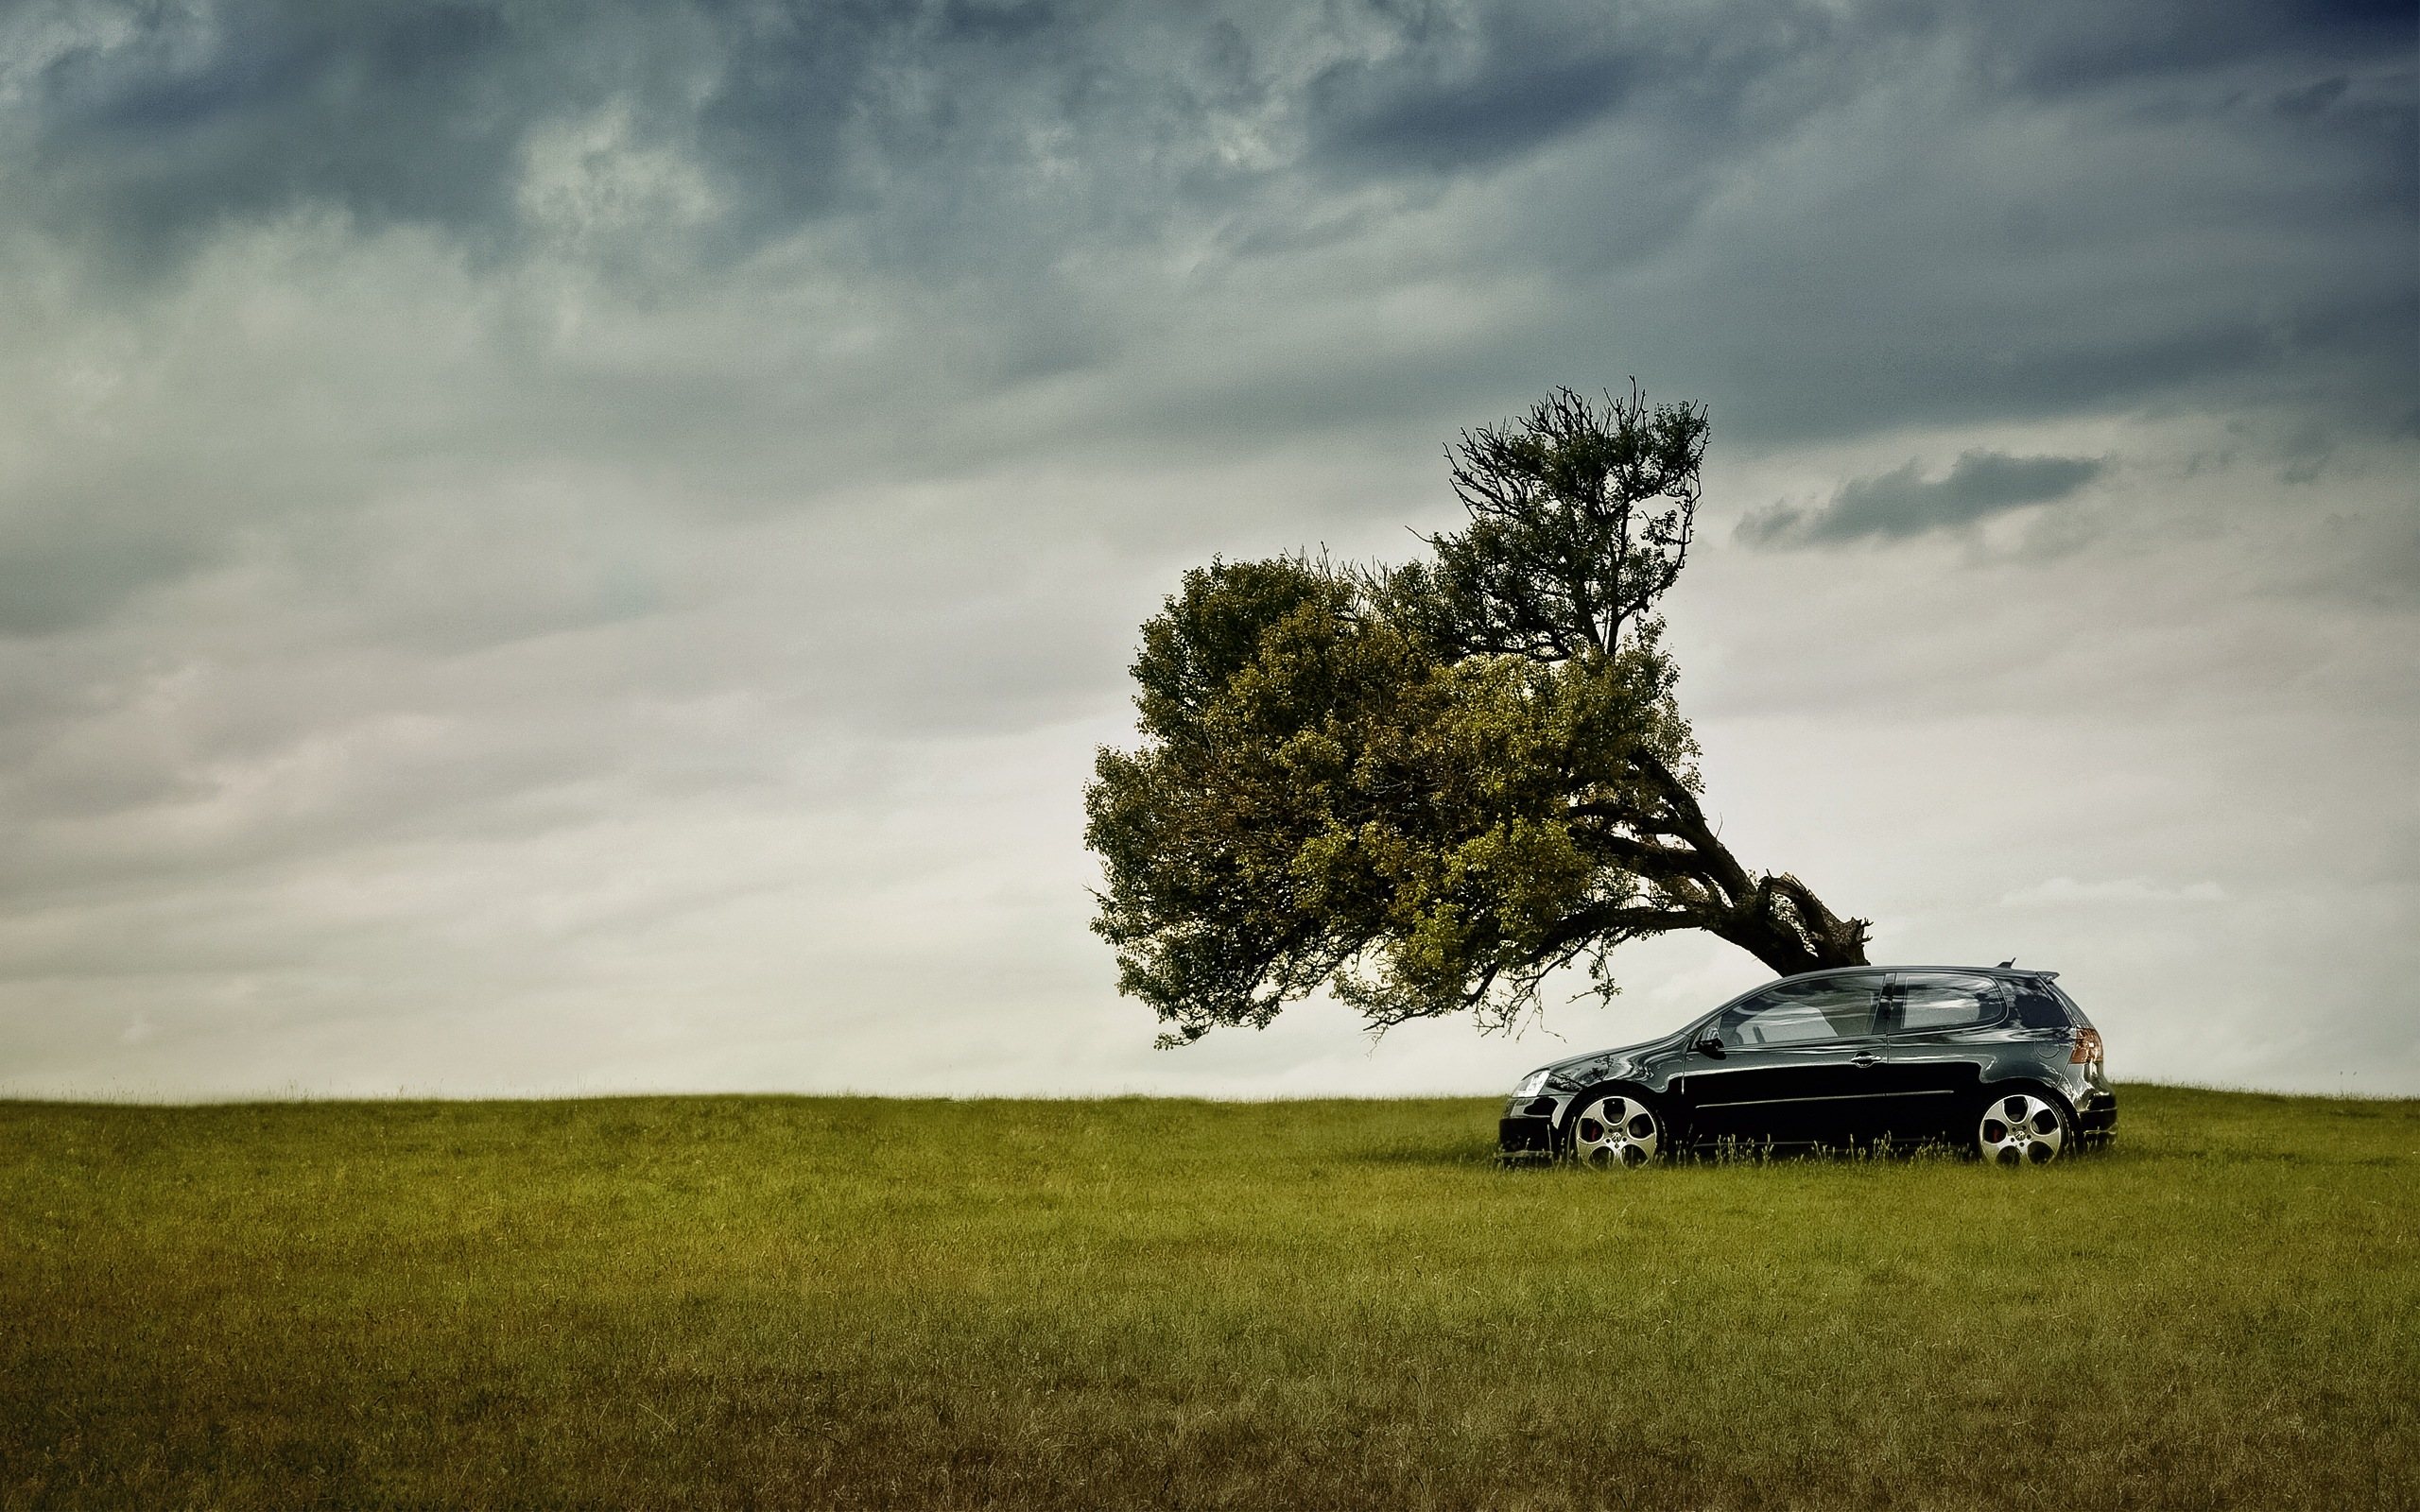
[16,0,2402,287]
[1963,0,2415,99]
[1298,0,1884,182]
[1,0,2405,438]
[22,2,572,272]
[1303,10,1648,177]
[9,0,1078,275]
[1737,452,2107,547]
[0,0,2405,651]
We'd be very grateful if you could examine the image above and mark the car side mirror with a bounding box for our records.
[1692,1031,1726,1058]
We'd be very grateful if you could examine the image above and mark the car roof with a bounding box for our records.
[1775,964,2058,982]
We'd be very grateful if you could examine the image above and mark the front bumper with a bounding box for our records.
[1497,1094,1564,1159]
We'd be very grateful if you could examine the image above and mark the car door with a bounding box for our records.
[1870,971,2010,1143]
[1680,972,1892,1146]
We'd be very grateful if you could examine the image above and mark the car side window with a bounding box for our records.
[2012,980,2071,1030]
[1718,977,1883,1047]
[1894,973,2005,1032]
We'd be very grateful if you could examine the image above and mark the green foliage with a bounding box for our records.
[1405,383,1708,661]
[4,1091,2411,1509]
[1088,556,1701,1042]
[1087,386,1862,1045]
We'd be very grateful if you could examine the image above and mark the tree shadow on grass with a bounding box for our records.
[1350,1131,2133,1173]
[1346,1137,1941,1172]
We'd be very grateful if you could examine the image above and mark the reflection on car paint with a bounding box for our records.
[1497,966,2117,1165]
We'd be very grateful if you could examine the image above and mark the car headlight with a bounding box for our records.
[1512,1068,1553,1098]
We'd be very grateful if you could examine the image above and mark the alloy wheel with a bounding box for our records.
[1977,1093,2066,1165]
[1570,1093,1659,1168]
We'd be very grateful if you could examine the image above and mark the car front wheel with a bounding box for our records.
[1972,1089,2070,1165]
[1566,1090,1662,1169]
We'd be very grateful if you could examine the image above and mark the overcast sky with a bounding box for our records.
[1,0,2413,1101]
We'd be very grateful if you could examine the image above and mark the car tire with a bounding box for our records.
[1969,1086,2073,1166]
[1563,1086,1666,1170]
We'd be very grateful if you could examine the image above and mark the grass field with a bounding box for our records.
[2,1086,2413,1510]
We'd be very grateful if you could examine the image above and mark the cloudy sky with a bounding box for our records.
[1,0,2412,1101]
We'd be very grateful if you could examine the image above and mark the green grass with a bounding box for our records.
[2,1087,2412,1510]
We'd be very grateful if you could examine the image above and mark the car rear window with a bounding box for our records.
[2012,979,2072,1030]
[2049,982,2094,1029]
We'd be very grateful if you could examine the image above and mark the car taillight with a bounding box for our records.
[2071,1027,2103,1064]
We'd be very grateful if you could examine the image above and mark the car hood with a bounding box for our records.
[1531,1024,1696,1090]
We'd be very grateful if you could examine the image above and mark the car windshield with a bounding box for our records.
[1718,977,1881,1046]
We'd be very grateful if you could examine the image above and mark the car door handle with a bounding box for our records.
[1850,1054,1881,1068]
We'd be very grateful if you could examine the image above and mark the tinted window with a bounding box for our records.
[2012,980,2071,1030]
[1894,973,2003,1032]
[1719,977,1882,1047]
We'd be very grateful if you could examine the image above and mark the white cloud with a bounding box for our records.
[2000,877,2229,908]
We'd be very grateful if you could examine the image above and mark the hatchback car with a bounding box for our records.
[1499,966,2115,1166]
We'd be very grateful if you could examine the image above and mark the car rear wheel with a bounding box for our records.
[1972,1090,2069,1165]
[1566,1090,1662,1169]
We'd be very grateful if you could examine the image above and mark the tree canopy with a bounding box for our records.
[1085,387,1870,1046]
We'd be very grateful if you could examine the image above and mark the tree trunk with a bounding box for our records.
[1709,874,1873,978]
[1632,756,1872,979]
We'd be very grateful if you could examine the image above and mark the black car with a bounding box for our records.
[1499,966,2116,1166]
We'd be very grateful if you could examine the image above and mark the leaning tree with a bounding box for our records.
[1084,386,1870,1046]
